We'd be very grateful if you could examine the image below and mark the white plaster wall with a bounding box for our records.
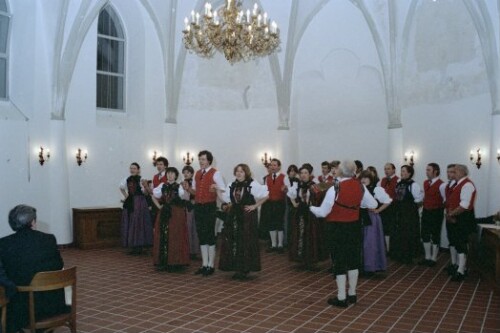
[293,0,389,174]
[402,94,494,217]
[64,1,167,210]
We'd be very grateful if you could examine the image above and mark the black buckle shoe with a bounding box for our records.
[194,267,206,275]
[451,272,465,282]
[327,297,348,308]
[203,267,214,276]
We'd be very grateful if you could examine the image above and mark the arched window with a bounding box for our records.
[96,5,125,110]
[0,0,10,99]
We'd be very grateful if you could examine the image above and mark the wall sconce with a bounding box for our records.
[38,146,50,166]
[183,152,194,166]
[152,150,158,166]
[261,152,272,167]
[497,149,500,163]
[404,150,415,167]
[470,148,481,169]
[76,148,87,166]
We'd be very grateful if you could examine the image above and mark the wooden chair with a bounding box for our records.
[0,286,8,333]
[17,267,77,333]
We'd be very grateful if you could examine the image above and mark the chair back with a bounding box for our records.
[0,286,8,333]
[17,266,77,333]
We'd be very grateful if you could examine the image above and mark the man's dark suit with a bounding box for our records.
[0,228,67,333]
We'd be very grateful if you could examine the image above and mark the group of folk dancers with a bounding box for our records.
[119,150,479,308]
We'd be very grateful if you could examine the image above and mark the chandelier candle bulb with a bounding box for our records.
[183,0,280,64]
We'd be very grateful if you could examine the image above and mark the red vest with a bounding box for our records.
[326,178,364,223]
[444,181,455,210]
[194,168,217,204]
[447,178,476,211]
[423,179,444,210]
[153,172,167,188]
[381,175,399,199]
[267,173,286,201]
[319,175,334,184]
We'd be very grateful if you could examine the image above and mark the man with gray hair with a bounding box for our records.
[310,160,377,308]
[446,164,476,282]
[0,204,68,332]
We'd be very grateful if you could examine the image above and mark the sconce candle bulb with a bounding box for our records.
[470,148,481,169]
[183,152,194,166]
[76,148,87,166]
[404,150,415,167]
[497,149,500,163]
[261,152,272,167]
[152,150,158,166]
[38,146,50,166]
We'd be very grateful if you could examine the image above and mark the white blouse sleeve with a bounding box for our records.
[119,177,127,191]
[152,183,164,199]
[221,184,231,203]
[178,185,187,199]
[250,181,269,200]
[374,187,392,204]
[411,182,424,203]
[287,183,298,200]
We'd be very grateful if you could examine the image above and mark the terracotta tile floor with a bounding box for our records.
[56,246,499,333]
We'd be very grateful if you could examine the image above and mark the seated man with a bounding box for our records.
[0,259,16,299]
[0,205,69,333]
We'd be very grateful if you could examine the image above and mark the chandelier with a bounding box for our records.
[182,0,281,65]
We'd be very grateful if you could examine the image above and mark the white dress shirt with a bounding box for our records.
[373,187,392,204]
[309,177,377,218]
[456,177,476,209]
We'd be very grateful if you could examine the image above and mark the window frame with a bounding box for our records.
[96,4,126,112]
[0,0,11,101]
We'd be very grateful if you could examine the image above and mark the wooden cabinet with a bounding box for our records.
[478,227,500,290]
[72,207,122,249]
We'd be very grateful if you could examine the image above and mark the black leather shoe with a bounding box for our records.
[427,260,436,267]
[266,247,277,253]
[204,267,214,276]
[451,272,465,282]
[445,264,458,276]
[194,267,206,275]
[277,246,284,254]
[418,259,430,266]
[347,295,357,304]
[327,297,348,308]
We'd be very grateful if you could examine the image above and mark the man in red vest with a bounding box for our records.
[446,164,476,282]
[318,161,334,184]
[443,164,457,275]
[378,163,399,254]
[310,160,377,308]
[419,163,446,267]
[264,158,287,253]
[184,150,225,276]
